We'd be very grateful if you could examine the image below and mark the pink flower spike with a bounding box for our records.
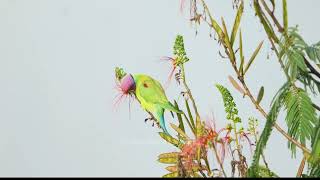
[160,56,178,88]
[179,0,187,14]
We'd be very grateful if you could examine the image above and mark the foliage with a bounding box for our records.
[215,84,241,123]
[115,0,320,177]
[173,35,190,65]
[248,82,289,177]
[284,87,317,156]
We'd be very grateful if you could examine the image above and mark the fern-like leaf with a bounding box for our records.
[248,83,289,177]
[279,27,308,81]
[284,87,317,156]
[310,116,320,165]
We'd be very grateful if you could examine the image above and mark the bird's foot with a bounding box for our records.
[144,117,160,128]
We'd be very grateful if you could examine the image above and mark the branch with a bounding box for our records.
[180,65,201,135]
[304,56,320,79]
[212,143,227,177]
[199,0,312,156]
[236,70,311,155]
[296,156,306,177]
[260,0,284,32]
[313,103,320,112]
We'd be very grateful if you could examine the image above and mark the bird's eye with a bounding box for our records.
[143,83,148,88]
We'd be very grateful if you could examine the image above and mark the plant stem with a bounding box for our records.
[200,0,311,164]
[260,0,284,32]
[212,143,227,177]
[245,1,313,155]
[180,65,201,134]
[296,156,306,177]
[313,103,320,112]
[182,112,196,134]
[304,56,320,79]
[232,122,246,177]
[197,159,207,177]
[237,73,311,155]
[203,156,212,176]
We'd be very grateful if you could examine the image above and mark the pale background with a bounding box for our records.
[0,0,319,177]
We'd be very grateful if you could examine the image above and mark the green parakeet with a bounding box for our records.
[133,74,182,134]
[116,73,182,134]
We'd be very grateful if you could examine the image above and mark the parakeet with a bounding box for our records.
[116,73,182,135]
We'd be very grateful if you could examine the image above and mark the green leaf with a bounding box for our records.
[284,87,317,156]
[282,0,288,32]
[221,17,229,43]
[221,17,236,63]
[297,69,320,95]
[165,166,177,173]
[182,113,196,135]
[158,157,178,164]
[248,165,278,177]
[248,83,289,177]
[256,86,264,105]
[195,115,202,137]
[253,0,279,43]
[239,29,245,76]
[174,100,185,133]
[230,1,243,46]
[306,44,320,63]
[162,172,179,177]
[244,41,264,75]
[208,13,225,41]
[158,152,179,159]
[159,132,183,149]
[185,99,195,130]
[310,117,320,164]
[196,147,201,162]
[309,163,320,177]
[282,50,307,80]
[279,28,313,84]
[170,123,190,141]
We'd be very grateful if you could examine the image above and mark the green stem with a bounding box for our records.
[181,64,201,135]
[203,156,212,176]
[182,112,196,135]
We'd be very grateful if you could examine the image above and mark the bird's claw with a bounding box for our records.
[144,117,160,128]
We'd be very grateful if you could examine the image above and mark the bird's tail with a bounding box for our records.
[158,113,170,135]
[162,102,183,114]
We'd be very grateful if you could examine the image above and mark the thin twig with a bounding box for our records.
[313,103,320,112]
[296,156,306,177]
[304,56,320,79]
[180,65,201,133]
[260,0,284,32]
[212,143,228,177]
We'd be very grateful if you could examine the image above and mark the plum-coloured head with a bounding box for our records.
[119,74,136,94]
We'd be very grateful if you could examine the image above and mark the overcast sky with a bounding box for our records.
[0,0,319,177]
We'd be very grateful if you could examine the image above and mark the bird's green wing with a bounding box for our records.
[137,77,181,113]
